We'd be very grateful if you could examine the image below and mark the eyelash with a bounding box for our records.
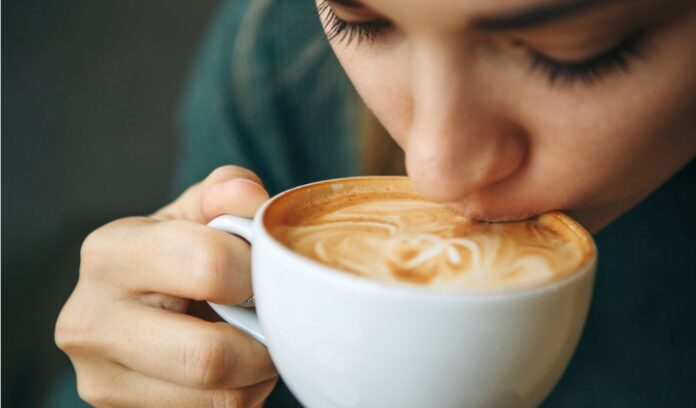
[317,1,389,44]
[317,1,648,85]
[529,31,647,85]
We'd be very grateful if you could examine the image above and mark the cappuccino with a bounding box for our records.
[265,177,594,291]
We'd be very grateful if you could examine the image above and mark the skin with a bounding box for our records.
[55,0,696,406]
[56,167,278,407]
[321,0,696,232]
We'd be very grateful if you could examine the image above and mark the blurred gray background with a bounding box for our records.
[3,1,219,405]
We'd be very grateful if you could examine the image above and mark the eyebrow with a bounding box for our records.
[328,0,365,7]
[473,0,613,30]
[327,0,621,30]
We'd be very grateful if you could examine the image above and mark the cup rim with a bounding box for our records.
[256,176,598,301]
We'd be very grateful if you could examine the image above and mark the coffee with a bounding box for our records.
[265,177,594,291]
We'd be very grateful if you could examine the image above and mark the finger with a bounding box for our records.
[105,302,277,389]
[87,217,252,304]
[76,359,277,408]
[156,165,268,223]
[201,177,269,221]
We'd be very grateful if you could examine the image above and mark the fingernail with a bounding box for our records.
[230,178,263,188]
[225,178,268,195]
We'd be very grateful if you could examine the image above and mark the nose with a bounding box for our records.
[405,38,526,204]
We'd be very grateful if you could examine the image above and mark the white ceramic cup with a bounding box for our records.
[207,176,597,408]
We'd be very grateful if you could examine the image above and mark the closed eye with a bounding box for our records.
[527,30,648,85]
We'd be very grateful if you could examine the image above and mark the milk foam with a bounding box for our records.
[271,197,590,290]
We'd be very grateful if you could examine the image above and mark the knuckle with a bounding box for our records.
[54,287,108,357]
[186,329,233,389]
[76,373,111,407]
[79,217,143,277]
[79,225,109,272]
[55,296,93,354]
[54,308,75,352]
[189,234,231,301]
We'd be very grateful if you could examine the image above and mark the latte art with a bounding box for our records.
[266,179,593,290]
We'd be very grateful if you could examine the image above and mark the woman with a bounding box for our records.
[53,0,695,406]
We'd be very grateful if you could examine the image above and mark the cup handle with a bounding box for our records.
[206,215,266,345]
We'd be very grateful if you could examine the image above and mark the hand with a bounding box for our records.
[55,166,277,407]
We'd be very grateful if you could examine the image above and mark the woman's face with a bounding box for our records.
[317,0,696,232]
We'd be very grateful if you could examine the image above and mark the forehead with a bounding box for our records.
[351,0,569,22]
[333,0,623,32]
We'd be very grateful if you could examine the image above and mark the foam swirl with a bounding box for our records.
[272,198,589,290]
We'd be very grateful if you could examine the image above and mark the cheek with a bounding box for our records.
[514,15,696,210]
[331,42,413,147]
[326,11,696,228]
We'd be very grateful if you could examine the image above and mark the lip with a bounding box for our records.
[443,198,542,223]
[259,176,597,298]
[258,204,597,300]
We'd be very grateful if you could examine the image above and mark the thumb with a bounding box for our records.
[155,165,270,223]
